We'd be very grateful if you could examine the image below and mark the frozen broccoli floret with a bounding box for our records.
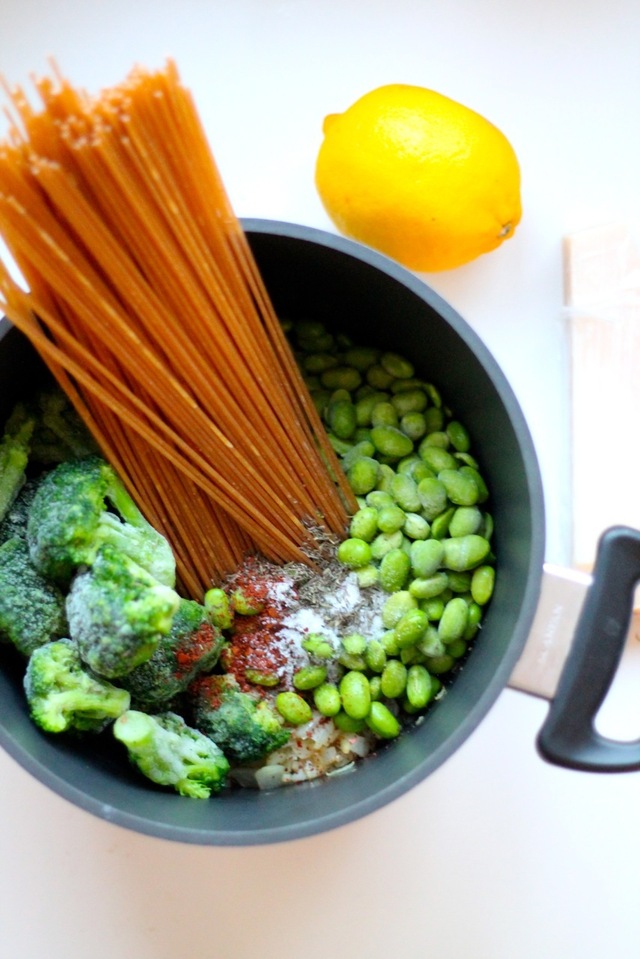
[30,389,98,465]
[0,477,42,546]
[0,402,36,526]
[0,537,68,656]
[119,599,224,710]
[66,545,180,679]
[24,638,131,733]
[113,709,230,798]
[27,455,176,587]
[188,674,290,764]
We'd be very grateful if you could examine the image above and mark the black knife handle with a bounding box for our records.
[537,526,640,771]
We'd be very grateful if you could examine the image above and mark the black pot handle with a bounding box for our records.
[537,526,640,772]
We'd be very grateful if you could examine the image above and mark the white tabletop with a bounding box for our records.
[1,2,640,957]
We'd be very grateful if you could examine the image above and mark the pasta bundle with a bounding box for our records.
[0,61,355,595]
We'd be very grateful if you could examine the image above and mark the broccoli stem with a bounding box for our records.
[0,405,35,522]
[112,708,154,748]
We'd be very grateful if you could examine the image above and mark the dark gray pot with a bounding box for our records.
[0,220,545,845]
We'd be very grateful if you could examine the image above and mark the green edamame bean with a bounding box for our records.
[370,529,404,560]
[449,506,483,537]
[403,512,430,540]
[422,406,445,434]
[418,443,457,473]
[350,506,379,542]
[276,691,313,726]
[438,468,479,506]
[231,587,264,615]
[447,570,472,593]
[368,675,382,701]
[329,388,354,406]
[366,489,395,510]
[422,382,441,406]
[422,597,445,620]
[420,430,450,449]
[466,601,483,629]
[381,590,417,628]
[203,587,234,630]
[352,427,374,445]
[355,382,379,399]
[327,399,357,440]
[446,420,471,452]
[377,505,407,534]
[310,389,332,417]
[380,659,408,698]
[438,597,469,644]
[347,457,380,495]
[390,473,421,512]
[296,332,334,354]
[459,465,489,503]
[380,351,415,379]
[375,463,396,493]
[417,476,448,519]
[364,639,387,673]
[400,645,427,666]
[337,537,373,569]
[380,630,400,656]
[411,462,436,484]
[417,625,446,658]
[302,634,335,659]
[464,601,483,640]
[329,434,354,457]
[313,683,342,717]
[339,670,372,720]
[394,608,429,649]
[295,319,328,343]
[342,633,367,656]
[397,454,422,474]
[367,364,396,390]
[406,664,432,709]
[371,401,399,428]
[245,669,279,687]
[320,366,362,391]
[400,412,428,442]
[338,650,368,671]
[333,711,367,732]
[425,653,455,674]
[303,352,339,373]
[379,548,411,592]
[409,571,449,599]
[355,564,379,588]
[447,638,468,659]
[293,665,328,690]
[442,534,490,571]
[370,425,414,460]
[410,539,445,577]
[454,451,479,469]
[343,346,381,371]
[430,507,455,539]
[355,391,389,426]
[471,564,495,605]
[366,701,401,739]
[480,512,494,541]
[391,377,424,394]
[391,389,428,415]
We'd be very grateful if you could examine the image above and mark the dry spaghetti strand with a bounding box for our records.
[0,60,354,594]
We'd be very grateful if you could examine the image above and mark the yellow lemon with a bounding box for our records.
[315,84,522,272]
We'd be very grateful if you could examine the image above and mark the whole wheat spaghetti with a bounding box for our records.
[0,61,356,596]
